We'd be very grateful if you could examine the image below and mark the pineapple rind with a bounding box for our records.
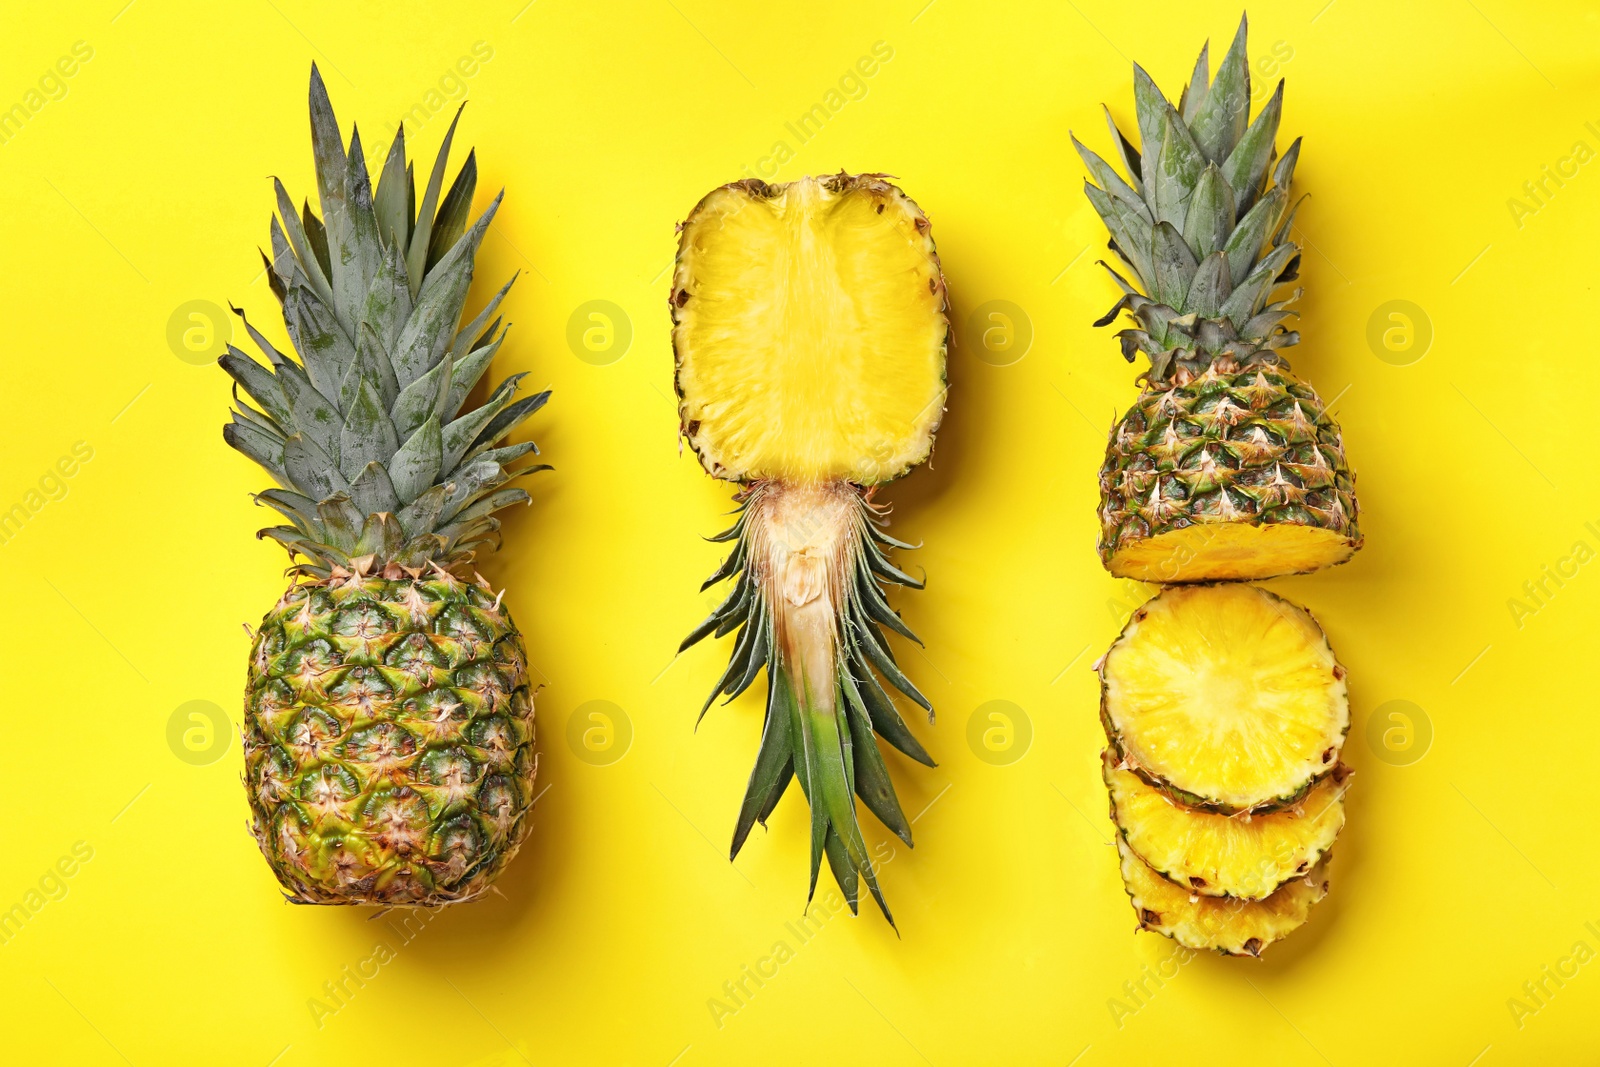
[1104,748,1347,900]
[245,570,536,906]
[1099,584,1350,814]
[1117,837,1329,957]
[1098,364,1359,581]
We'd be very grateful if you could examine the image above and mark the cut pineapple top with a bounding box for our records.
[671,174,948,485]
[1078,15,1363,585]
[1105,749,1347,900]
[1100,584,1348,812]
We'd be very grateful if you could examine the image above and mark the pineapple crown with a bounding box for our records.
[1078,15,1304,384]
[221,66,548,579]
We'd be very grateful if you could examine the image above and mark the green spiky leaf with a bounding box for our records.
[222,71,546,579]
[1079,21,1304,378]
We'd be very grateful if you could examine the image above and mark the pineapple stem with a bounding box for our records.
[684,480,933,926]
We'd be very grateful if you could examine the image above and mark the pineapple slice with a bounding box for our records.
[1100,584,1348,813]
[1117,838,1329,957]
[1104,749,1347,900]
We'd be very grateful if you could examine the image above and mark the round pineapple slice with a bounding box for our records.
[1104,749,1348,900]
[1117,837,1330,957]
[671,173,948,485]
[1099,583,1348,813]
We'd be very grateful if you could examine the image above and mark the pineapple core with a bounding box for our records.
[672,175,947,485]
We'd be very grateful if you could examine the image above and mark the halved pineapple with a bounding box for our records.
[1117,838,1330,957]
[672,173,950,923]
[1104,749,1347,900]
[1099,583,1348,813]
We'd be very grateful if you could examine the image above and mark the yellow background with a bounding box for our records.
[3,1,1598,1063]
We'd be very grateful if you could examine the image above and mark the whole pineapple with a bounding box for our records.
[222,68,548,905]
[1078,17,1360,582]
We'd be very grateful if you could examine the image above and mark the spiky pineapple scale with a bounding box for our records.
[1098,362,1360,581]
[245,571,534,905]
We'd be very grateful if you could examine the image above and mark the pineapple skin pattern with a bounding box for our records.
[1098,362,1359,578]
[245,571,535,905]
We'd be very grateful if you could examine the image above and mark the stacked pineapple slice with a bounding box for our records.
[1079,20,1359,955]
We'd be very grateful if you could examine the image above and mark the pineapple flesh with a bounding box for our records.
[1118,838,1330,958]
[673,175,947,485]
[673,175,948,925]
[1099,583,1348,813]
[222,68,548,905]
[1078,16,1360,583]
[1104,748,1347,900]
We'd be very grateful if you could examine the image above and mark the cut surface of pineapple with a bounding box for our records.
[1100,584,1348,813]
[1105,749,1347,900]
[1117,837,1329,957]
[672,174,947,485]
[1106,522,1359,583]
